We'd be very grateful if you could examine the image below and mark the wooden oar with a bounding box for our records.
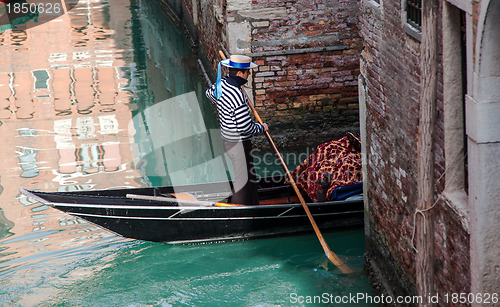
[218,51,352,273]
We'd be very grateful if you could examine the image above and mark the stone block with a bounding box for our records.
[255,71,275,77]
[238,7,287,19]
[252,21,270,27]
[227,21,252,54]
[226,0,252,11]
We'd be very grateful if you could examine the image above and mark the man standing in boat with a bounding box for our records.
[206,54,269,205]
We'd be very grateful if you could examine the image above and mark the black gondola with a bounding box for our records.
[20,176,363,244]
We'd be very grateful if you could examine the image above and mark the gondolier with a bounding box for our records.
[206,54,268,205]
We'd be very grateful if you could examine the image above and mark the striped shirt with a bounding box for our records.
[206,74,264,142]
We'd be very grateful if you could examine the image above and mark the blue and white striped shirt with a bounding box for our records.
[206,74,264,142]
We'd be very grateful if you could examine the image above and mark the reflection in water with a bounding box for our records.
[0,0,225,300]
[128,0,228,186]
[0,0,82,33]
[0,176,14,241]
[131,91,230,188]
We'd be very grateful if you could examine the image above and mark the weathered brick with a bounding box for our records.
[275,81,296,87]
[255,71,275,77]
[360,0,471,301]
[255,94,266,101]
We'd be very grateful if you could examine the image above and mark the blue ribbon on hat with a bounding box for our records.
[214,59,253,99]
[228,60,252,69]
[215,61,223,99]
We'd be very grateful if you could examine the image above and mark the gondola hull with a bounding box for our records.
[21,180,363,243]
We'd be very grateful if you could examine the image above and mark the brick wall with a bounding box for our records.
[360,0,471,303]
[182,0,362,146]
[249,0,362,126]
[360,0,421,292]
[252,50,360,124]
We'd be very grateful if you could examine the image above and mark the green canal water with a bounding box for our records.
[0,0,375,305]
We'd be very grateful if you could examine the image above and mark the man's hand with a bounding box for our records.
[262,123,269,132]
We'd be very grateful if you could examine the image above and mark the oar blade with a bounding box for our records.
[326,251,354,274]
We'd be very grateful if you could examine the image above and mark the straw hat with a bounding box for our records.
[214,54,258,99]
[220,54,258,69]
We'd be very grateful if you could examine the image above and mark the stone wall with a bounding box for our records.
[359,0,472,302]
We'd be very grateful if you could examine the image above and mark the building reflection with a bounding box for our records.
[0,0,143,262]
[52,114,124,184]
[0,67,134,119]
[0,0,220,278]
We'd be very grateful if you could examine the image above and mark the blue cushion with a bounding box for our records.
[330,182,363,201]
